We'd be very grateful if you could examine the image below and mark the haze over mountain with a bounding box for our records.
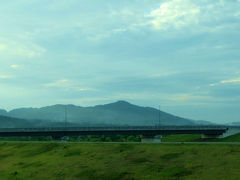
[0,115,32,128]
[0,101,214,128]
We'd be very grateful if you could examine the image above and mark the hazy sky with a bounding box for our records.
[0,0,240,123]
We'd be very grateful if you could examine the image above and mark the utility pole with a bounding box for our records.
[61,105,69,142]
[65,105,67,128]
[158,105,161,127]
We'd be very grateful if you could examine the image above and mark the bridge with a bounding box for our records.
[0,126,230,142]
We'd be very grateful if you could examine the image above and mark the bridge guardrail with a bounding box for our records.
[0,125,228,132]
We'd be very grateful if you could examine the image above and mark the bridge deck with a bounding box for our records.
[0,126,228,137]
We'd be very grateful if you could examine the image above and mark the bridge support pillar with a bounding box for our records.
[141,135,162,143]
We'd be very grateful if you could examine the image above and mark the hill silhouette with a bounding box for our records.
[0,101,197,127]
[0,115,32,128]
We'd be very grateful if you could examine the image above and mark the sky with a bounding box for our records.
[0,0,240,123]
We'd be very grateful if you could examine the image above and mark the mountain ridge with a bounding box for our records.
[0,101,213,127]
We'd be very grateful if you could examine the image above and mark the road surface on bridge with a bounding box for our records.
[0,126,228,137]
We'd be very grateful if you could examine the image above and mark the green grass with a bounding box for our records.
[162,133,240,142]
[211,133,240,142]
[162,134,202,142]
[1,142,240,179]
[1,133,240,143]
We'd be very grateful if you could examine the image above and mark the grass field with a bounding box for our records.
[0,142,240,180]
[161,134,202,142]
[162,133,240,142]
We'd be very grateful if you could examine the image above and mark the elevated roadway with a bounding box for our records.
[0,126,228,138]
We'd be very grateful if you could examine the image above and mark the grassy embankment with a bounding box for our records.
[0,142,240,180]
[162,133,240,142]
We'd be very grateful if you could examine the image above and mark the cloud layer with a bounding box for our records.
[0,0,240,123]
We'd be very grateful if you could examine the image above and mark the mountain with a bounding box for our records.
[0,115,32,128]
[0,109,7,116]
[195,120,215,125]
[0,115,82,128]
[1,101,198,126]
[228,122,240,126]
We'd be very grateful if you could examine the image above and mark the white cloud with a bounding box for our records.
[45,79,72,88]
[75,88,96,92]
[0,36,45,59]
[45,79,96,92]
[0,75,11,79]
[167,94,211,101]
[210,77,240,86]
[0,44,6,51]
[143,0,240,33]
[145,0,200,30]
[10,64,20,69]
[209,83,217,87]
[220,78,240,84]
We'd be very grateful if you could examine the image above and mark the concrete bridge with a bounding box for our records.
[0,126,231,142]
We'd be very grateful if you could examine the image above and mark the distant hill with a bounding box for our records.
[0,109,7,116]
[0,101,198,126]
[0,115,83,128]
[0,115,32,128]
[195,120,215,125]
[229,122,240,126]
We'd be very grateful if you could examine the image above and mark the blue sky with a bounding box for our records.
[0,0,240,123]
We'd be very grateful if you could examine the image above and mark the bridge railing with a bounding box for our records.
[0,125,228,132]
